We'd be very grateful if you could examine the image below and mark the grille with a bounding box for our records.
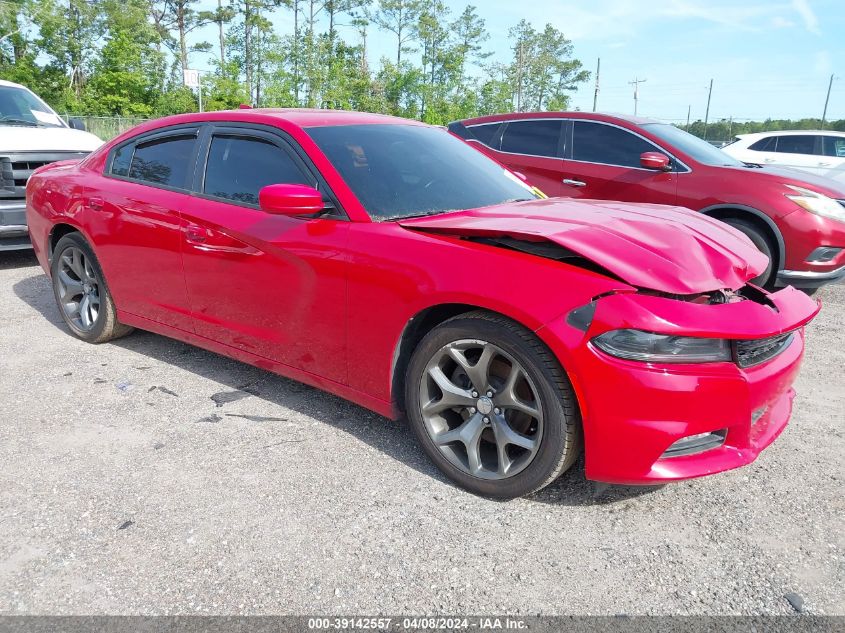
[0,151,89,200]
[735,332,794,368]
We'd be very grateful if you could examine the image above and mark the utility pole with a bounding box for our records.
[821,74,835,129]
[592,58,600,112]
[703,78,713,141]
[516,41,524,112]
[686,105,691,130]
[628,77,646,116]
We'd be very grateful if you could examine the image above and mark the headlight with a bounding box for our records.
[593,329,732,363]
[785,185,845,221]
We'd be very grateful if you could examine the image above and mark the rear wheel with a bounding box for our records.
[404,311,581,499]
[50,233,133,343]
[723,218,775,287]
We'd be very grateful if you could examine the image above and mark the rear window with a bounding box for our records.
[774,135,816,155]
[127,135,196,188]
[500,120,562,158]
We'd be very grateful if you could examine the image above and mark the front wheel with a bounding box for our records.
[404,311,581,499]
[50,233,133,343]
[723,218,775,288]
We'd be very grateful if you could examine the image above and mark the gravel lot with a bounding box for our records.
[0,249,842,616]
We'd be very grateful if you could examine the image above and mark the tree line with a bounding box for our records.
[0,0,590,124]
[686,118,845,143]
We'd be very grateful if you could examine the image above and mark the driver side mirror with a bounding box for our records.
[640,152,672,172]
[68,117,86,131]
[258,184,324,216]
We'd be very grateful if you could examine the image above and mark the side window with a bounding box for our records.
[467,123,501,148]
[500,120,562,158]
[203,135,312,205]
[773,135,816,155]
[111,144,133,176]
[128,135,196,187]
[822,136,845,158]
[748,136,776,152]
[572,122,656,168]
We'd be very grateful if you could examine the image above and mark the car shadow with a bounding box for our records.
[12,271,664,507]
[0,250,39,270]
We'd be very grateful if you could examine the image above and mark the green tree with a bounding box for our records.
[84,0,165,115]
[507,20,588,112]
[368,0,420,65]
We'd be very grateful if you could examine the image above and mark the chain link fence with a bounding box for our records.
[58,115,150,141]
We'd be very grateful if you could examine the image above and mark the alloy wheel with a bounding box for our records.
[419,339,544,480]
[56,246,101,332]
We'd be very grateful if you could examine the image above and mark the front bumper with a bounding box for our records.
[538,286,819,485]
[776,208,845,288]
[0,201,31,251]
[777,264,845,288]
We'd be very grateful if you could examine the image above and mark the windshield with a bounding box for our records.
[0,85,65,128]
[306,124,538,220]
[642,123,744,167]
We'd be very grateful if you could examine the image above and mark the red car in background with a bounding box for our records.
[26,109,819,499]
[449,112,845,291]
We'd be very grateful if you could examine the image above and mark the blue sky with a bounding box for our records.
[192,0,843,122]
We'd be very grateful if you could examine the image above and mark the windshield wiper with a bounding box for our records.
[503,197,534,203]
[0,118,40,127]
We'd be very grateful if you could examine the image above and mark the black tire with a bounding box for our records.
[404,311,581,499]
[50,233,134,343]
[723,218,775,288]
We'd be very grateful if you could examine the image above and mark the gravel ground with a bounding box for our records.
[0,249,842,616]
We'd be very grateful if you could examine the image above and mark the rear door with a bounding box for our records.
[179,125,349,384]
[770,135,820,172]
[560,120,678,205]
[95,127,200,330]
[495,119,564,197]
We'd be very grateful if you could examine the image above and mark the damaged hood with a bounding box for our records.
[398,198,768,294]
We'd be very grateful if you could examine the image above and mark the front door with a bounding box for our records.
[179,126,349,384]
[560,120,678,205]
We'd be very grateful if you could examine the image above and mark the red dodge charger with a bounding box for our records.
[26,109,819,498]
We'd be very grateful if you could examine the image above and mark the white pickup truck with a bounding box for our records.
[0,80,103,251]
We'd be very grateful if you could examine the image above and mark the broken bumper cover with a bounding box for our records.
[539,285,820,485]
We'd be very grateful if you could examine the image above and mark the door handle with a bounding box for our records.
[185,225,208,244]
[818,162,831,167]
[562,178,587,187]
[88,197,103,210]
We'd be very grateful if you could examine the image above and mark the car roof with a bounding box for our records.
[0,79,27,89]
[142,108,427,130]
[738,129,845,138]
[456,111,664,127]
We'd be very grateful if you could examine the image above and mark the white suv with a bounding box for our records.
[0,80,102,251]
[722,130,845,183]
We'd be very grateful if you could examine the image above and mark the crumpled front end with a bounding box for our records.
[537,285,820,484]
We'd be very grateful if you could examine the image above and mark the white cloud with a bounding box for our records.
[498,0,801,43]
[791,0,821,35]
